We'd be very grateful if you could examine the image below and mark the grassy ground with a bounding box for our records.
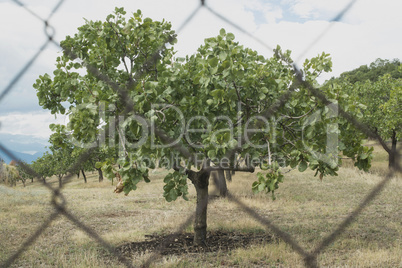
[0,144,400,267]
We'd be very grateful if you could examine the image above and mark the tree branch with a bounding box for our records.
[107,20,132,78]
[205,165,255,173]
[280,104,317,119]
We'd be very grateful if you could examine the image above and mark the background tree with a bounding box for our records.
[34,8,372,245]
[16,161,34,187]
[327,60,401,168]
[0,158,4,184]
[71,147,90,183]
[31,152,54,182]
[49,123,118,183]
[337,58,402,83]
[380,83,401,166]
[48,125,78,187]
[50,146,74,188]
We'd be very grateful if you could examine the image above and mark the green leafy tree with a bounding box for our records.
[71,147,92,183]
[0,158,4,184]
[49,123,118,183]
[34,8,371,245]
[337,58,402,83]
[380,83,402,166]
[16,161,34,187]
[31,152,54,182]
[50,146,74,188]
[48,125,77,187]
[328,61,402,168]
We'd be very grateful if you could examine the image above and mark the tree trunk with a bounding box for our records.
[389,130,398,169]
[58,175,62,188]
[31,177,34,183]
[225,169,232,182]
[82,169,87,183]
[77,171,80,179]
[217,169,228,197]
[97,168,104,182]
[192,170,210,246]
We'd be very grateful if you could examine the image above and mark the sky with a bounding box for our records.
[0,0,401,154]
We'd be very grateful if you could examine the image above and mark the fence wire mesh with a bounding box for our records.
[0,0,400,267]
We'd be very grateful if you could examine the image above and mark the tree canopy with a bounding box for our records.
[336,58,402,84]
[33,8,372,244]
[326,59,401,168]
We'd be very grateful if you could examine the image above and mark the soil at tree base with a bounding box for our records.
[115,230,273,257]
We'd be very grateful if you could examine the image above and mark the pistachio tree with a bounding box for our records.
[328,68,401,168]
[49,143,74,188]
[16,161,34,186]
[31,152,54,182]
[34,8,371,245]
[49,124,116,183]
[352,75,401,168]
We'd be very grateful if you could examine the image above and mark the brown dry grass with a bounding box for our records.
[0,145,401,267]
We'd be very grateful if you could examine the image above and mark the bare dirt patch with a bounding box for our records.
[116,230,273,256]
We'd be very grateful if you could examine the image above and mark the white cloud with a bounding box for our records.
[251,0,402,81]
[287,0,358,20]
[242,0,283,24]
[0,111,67,139]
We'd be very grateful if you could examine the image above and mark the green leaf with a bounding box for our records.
[95,162,103,169]
[359,153,368,160]
[168,189,178,201]
[210,89,224,99]
[208,57,219,67]
[226,32,235,41]
[219,51,227,61]
[298,160,308,172]
[143,175,150,183]
[164,173,173,183]
[289,159,298,169]
[258,182,266,192]
[228,139,238,149]
[207,150,216,159]
[290,150,300,157]
[122,24,131,35]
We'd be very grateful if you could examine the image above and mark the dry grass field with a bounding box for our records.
[0,143,401,267]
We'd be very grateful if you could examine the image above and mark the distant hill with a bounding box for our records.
[0,149,43,164]
[0,133,48,163]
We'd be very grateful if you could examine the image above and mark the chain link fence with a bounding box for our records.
[0,0,400,267]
